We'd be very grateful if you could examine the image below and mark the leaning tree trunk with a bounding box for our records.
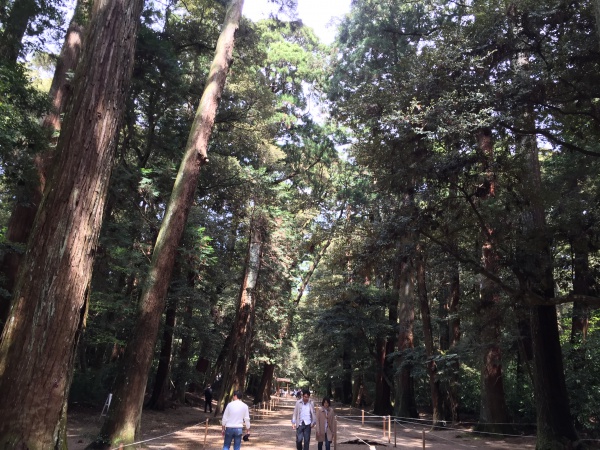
[0,0,37,62]
[0,1,86,332]
[41,1,87,137]
[94,0,245,446]
[216,214,265,414]
[475,128,510,433]
[0,0,143,444]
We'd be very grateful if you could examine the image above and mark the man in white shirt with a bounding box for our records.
[291,388,316,450]
[221,390,251,450]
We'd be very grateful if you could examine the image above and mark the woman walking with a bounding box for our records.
[315,398,336,450]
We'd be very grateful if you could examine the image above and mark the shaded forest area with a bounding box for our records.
[0,0,600,449]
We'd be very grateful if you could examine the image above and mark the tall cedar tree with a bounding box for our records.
[0,0,87,332]
[476,128,510,432]
[93,0,245,446]
[0,0,144,445]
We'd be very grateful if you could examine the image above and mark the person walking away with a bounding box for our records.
[291,388,316,450]
[221,390,251,450]
[204,384,213,413]
[315,398,337,450]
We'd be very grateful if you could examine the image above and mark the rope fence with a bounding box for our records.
[334,411,542,449]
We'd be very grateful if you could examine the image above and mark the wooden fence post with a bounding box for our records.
[203,418,209,449]
[334,417,338,450]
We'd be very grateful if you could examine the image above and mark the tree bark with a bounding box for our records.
[416,244,442,426]
[475,128,510,432]
[341,347,353,405]
[41,1,87,139]
[373,337,393,415]
[0,0,37,62]
[146,296,177,410]
[254,363,275,404]
[519,126,579,448]
[446,259,460,422]
[394,244,418,418]
[507,7,578,445]
[373,290,395,415]
[93,1,244,446]
[0,0,143,444]
[0,1,86,333]
[216,213,265,413]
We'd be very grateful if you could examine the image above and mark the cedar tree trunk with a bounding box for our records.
[0,3,86,332]
[508,5,579,445]
[438,258,460,423]
[254,363,275,404]
[94,0,245,446]
[216,213,265,413]
[522,132,579,449]
[416,244,442,426]
[0,0,143,445]
[146,296,177,410]
[476,128,510,432]
[341,347,353,405]
[373,290,396,415]
[0,0,37,62]
[394,247,418,418]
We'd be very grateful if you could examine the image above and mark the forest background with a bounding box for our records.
[0,0,600,449]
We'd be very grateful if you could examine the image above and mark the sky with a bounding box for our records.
[243,0,352,44]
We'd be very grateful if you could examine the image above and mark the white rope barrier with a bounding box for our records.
[109,420,207,450]
[392,417,537,439]
[337,411,539,450]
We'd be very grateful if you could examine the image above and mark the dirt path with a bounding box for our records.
[67,397,536,449]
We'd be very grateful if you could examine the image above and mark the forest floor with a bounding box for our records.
[67,395,567,449]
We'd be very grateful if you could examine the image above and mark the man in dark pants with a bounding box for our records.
[204,384,213,413]
[291,389,316,450]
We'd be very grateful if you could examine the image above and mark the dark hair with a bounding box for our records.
[302,388,310,396]
[322,398,330,406]
[233,390,243,399]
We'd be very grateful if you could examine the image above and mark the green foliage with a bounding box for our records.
[297,283,394,395]
[560,310,600,433]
